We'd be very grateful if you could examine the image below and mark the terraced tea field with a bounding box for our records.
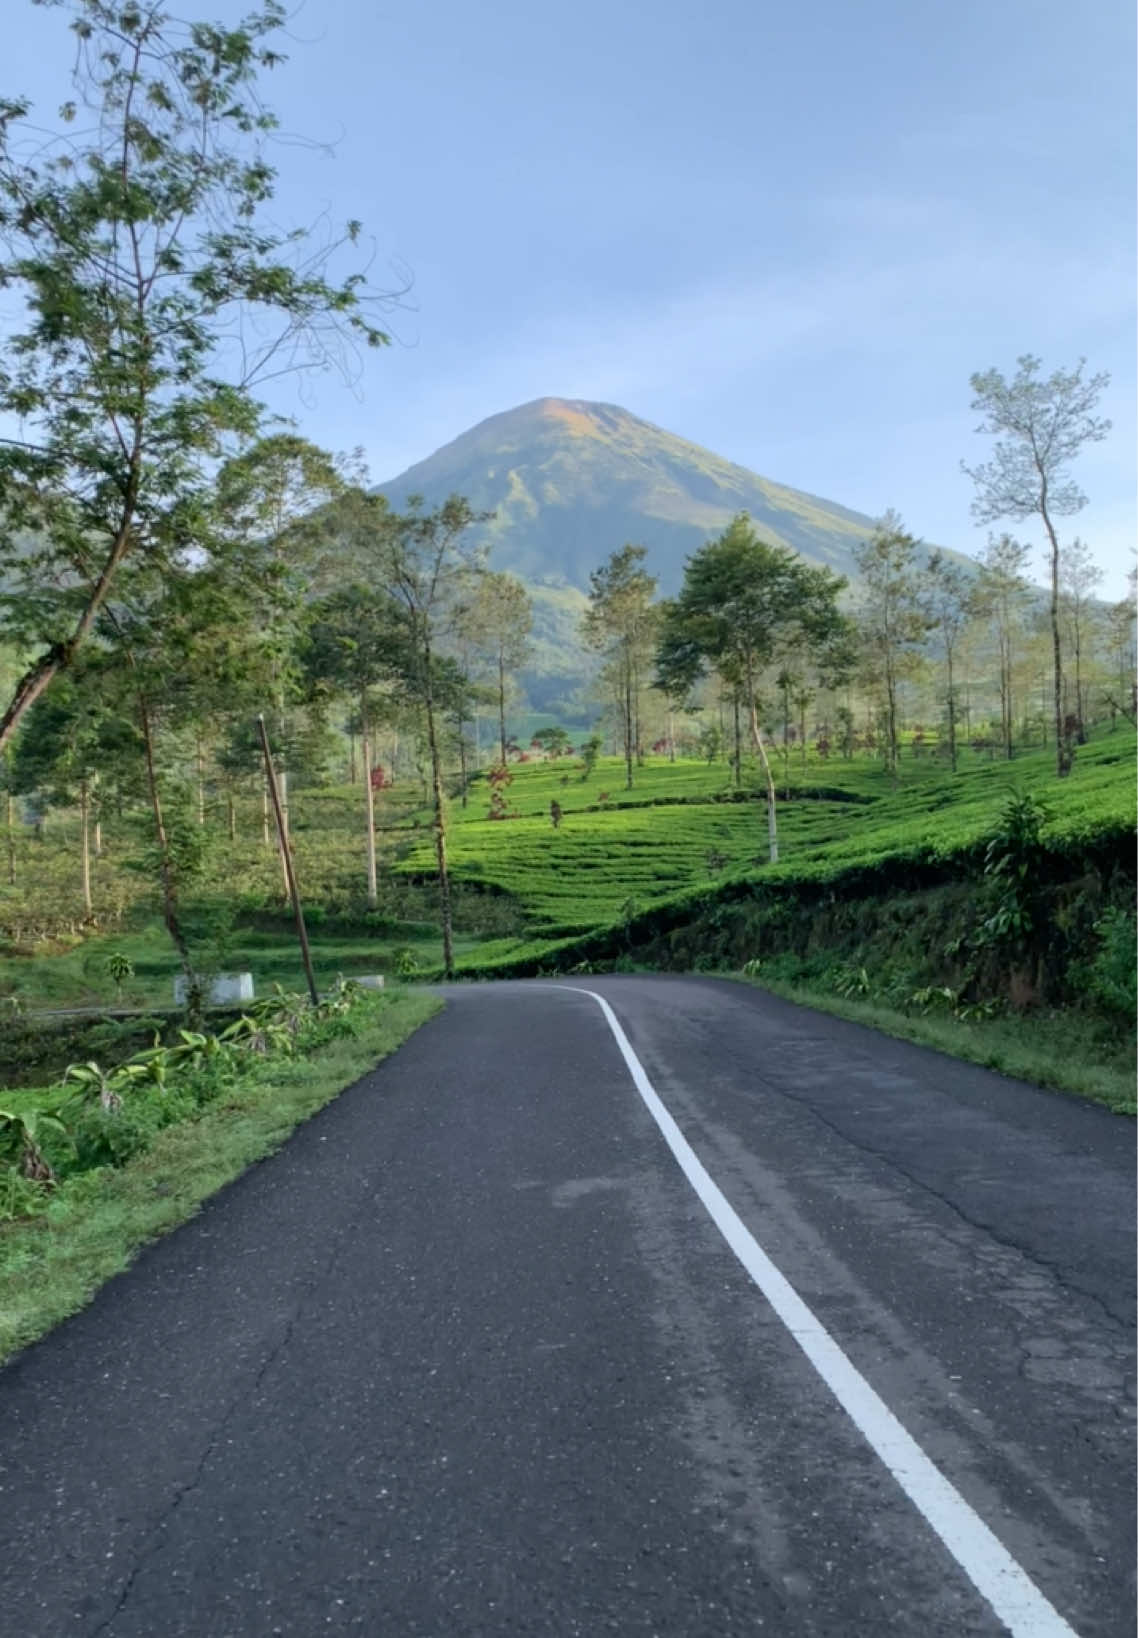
[397,734,1136,940]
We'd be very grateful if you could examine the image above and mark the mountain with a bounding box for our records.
[375,397,969,718]
[376,397,942,594]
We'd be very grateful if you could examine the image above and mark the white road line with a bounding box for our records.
[558,983,1081,1638]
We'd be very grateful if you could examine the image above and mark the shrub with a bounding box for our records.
[1079,907,1137,1021]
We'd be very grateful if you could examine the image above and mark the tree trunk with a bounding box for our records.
[227,791,236,842]
[458,731,468,808]
[668,708,676,763]
[79,778,92,916]
[277,762,291,897]
[747,697,779,863]
[362,697,378,910]
[138,693,197,1013]
[1041,501,1071,776]
[1073,623,1087,743]
[196,735,205,826]
[261,779,271,847]
[885,663,899,780]
[94,816,103,858]
[623,649,634,791]
[946,645,957,773]
[498,651,508,766]
[732,692,742,789]
[423,651,454,978]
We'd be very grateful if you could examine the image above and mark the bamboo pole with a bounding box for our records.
[257,715,319,1007]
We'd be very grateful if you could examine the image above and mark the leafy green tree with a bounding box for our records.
[1102,565,1137,726]
[656,514,846,861]
[0,0,392,750]
[971,534,1032,761]
[214,435,352,856]
[581,546,658,791]
[1058,538,1103,741]
[922,552,971,773]
[302,584,403,907]
[962,355,1111,776]
[698,720,723,765]
[532,726,571,758]
[579,734,602,781]
[853,513,931,780]
[10,668,110,913]
[459,572,533,764]
[340,492,489,978]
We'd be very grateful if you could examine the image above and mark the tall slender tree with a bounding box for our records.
[962,356,1111,776]
[972,534,1032,761]
[1058,538,1103,741]
[302,585,404,907]
[922,552,970,773]
[853,513,931,779]
[581,546,658,791]
[459,571,533,765]
[341,492,489,978]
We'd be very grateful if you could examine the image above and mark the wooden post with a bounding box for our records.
[257,715,320,1007]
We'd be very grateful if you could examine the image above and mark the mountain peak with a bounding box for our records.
[378,396,884,594]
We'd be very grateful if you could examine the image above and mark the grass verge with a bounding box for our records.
[0,988,442,1368]
[729,971,1135,1116]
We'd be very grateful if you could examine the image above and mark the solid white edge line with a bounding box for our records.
[556,983,1081,1638]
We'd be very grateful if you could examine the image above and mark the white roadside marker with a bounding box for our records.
[560,984,1081,1638]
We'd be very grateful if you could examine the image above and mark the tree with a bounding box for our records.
[1103,565,1137,725]
[972,535,1032,761]
[581,547,658,791]
[655,514,847,861]
[852,513,931,779]
[1058,538,1103,741]
[532,726,571,758]
[343,492,489,978]
[0,0,394,750]
[302,585,404,907]
[214,435,351,866]
[460,572,533,765]
[8,663,128,915]
[922,552,971,773]
[962,356,1111,776]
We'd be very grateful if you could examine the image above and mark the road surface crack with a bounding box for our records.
[737,1073,1133,1333]
[85,1225,351,1637]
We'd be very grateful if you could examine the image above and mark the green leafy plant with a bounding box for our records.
[833,964,872,998]
[0,1106,67,1182]
[393,948,420,979]
[977,792,1050,948]
[60,1059,126,1113]
[906,985,958,1015]
[104,951,135,1001]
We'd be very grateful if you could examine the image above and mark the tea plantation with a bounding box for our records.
[395,733,1136,967]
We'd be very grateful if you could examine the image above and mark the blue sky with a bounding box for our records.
[6,0,1135,592]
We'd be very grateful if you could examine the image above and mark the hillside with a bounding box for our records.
[376,397,961,595]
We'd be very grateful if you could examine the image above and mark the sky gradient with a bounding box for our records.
[5,0,1135,592]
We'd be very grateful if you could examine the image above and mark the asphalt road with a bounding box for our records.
[0,976,1132,1637]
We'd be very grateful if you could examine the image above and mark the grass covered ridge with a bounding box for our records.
[0,988,441,1367]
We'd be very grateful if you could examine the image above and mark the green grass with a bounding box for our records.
[728,971,1136,1116]
[0,988,442,1367]
[0,920,475,1015]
